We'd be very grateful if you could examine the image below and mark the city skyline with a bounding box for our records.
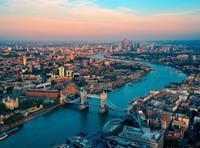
[0,0,200,41]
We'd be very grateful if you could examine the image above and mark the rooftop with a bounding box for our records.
[119,126,163,142]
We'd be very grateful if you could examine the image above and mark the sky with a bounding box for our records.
[0,0,200,41]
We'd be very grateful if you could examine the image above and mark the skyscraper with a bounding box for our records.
[23,56,27,66]
[119,38,133,51]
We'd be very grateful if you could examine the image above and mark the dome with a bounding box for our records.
[102,118,124,137]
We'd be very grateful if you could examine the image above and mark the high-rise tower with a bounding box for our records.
[23,56,27,66]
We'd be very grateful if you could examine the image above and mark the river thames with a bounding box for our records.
[0,55,187,148]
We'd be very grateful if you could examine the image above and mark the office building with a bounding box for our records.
[58,66,65,77]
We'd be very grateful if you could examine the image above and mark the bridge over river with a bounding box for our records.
[62,87,128,113]
[0,54,187,148]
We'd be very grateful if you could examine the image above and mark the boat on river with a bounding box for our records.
[0,133,8,141]
[0,126,20,141]
[128,83,133,86]
[6,127,20,135]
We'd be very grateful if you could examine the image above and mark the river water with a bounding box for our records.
[0,55,187,148]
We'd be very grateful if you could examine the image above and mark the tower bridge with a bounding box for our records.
[80,88,108,113]
[61,88,127,114]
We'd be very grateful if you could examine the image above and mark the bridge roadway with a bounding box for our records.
[64,98,127,112]
[85,94,101,99]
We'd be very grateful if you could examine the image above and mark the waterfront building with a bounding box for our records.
[25,89,60,99]
[3,97,19,110]
[106,136,148,148]
[25,105,43,115]
[102,118,124,137]
[118,126,164,148]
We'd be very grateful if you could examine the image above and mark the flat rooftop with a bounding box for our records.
[119,126,163,142]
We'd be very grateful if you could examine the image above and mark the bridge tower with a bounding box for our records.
[59,93,65,105]
[80,88,88,110]
[99,91,108,114]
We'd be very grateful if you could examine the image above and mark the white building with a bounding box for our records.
[118,126,164,148]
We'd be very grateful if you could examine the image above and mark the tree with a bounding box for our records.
[191,110,198,118]
[6,86,14,94]
[4,113,24,125]
[0,103,11,114]
[164,139,179,147]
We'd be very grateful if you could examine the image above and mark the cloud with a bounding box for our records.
[0,0,200,40]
